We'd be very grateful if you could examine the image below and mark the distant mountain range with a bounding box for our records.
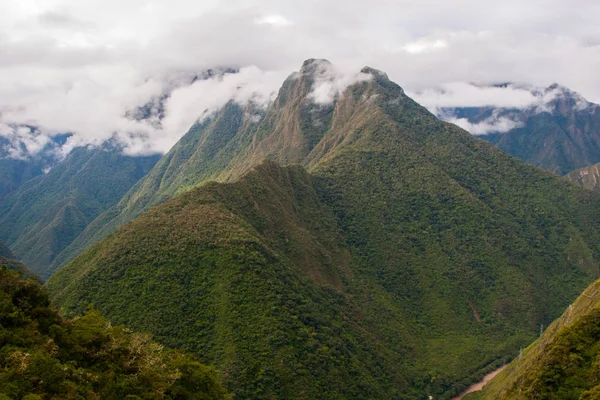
[0,132,69,200]
[0,142,159,278]
[439,84,600,175]
[44,59,600,399]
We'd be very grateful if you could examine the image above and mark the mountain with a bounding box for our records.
[440,84,600,175]
[467,276,600,399]
[566,162,600,192]
[0,142,160,278]
[47,60,600,399]
[0,133,69,200]
[0,265,228,399]
[49,59,344,273]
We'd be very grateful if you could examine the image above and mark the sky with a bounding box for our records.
[1,0,600,156]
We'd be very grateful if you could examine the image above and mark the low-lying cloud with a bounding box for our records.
[306,60,373,105]
[1,0,600,157]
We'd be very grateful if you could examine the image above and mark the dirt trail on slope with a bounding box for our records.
[451,365,507,400]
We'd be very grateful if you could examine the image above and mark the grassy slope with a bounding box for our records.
[47,61,600,398]
[468,277,600,399]
[0,266,228,400]
[0,144,159,278]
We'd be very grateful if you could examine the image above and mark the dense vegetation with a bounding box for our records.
[0,266,228,400]
[46,60,600,399]
[0,142,159,278]
[444,84,600,175]
[468,277,600,399]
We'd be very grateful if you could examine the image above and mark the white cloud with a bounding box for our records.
[411,83,541,111]
[255,14,293,27]
[446,115,522,135]
[402,39,447,54]
[305,60,372,105]
[157,66,287,153]
[1,0,600,156]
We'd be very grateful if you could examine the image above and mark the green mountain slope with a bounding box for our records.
[443,84,600,175]
[566,162,600,191]
[0,266,228,400]
[50,59,345,272]
[0,143,159,278]
[468,277,600,399]
[47,60,600,399]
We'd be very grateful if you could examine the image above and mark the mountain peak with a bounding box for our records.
[299,58,332,75]
[360,66,388,79]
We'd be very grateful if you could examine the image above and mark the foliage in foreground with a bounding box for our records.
[0,266,228,400]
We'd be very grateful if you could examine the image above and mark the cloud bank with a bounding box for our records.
[1,0,600,156]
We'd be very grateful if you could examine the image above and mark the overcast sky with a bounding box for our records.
[1,0,600,156]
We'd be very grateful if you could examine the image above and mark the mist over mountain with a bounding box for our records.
[429,84,600,175]
[0,132,70,199]
[46,60,600,399]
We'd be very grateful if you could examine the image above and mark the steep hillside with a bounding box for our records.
[51,59,348,272]
[0,142,159,278]
[566,162,600,191]
[442,84,600,175]
[468,277,600,399]
[0,266,228,399]
[50,102,264,271]
[47,61,600,399]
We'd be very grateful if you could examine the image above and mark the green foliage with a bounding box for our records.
[0,266,228,400]
[0,143,159,278]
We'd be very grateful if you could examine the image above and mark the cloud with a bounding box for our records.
[255,14,293,27]
[156,66,287,154]
[402,39,447,54]
[1,0,600,156]
[0,124,60,160]
[305,60,372,105]
[411,83,542,111]
[445,115,522,136]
